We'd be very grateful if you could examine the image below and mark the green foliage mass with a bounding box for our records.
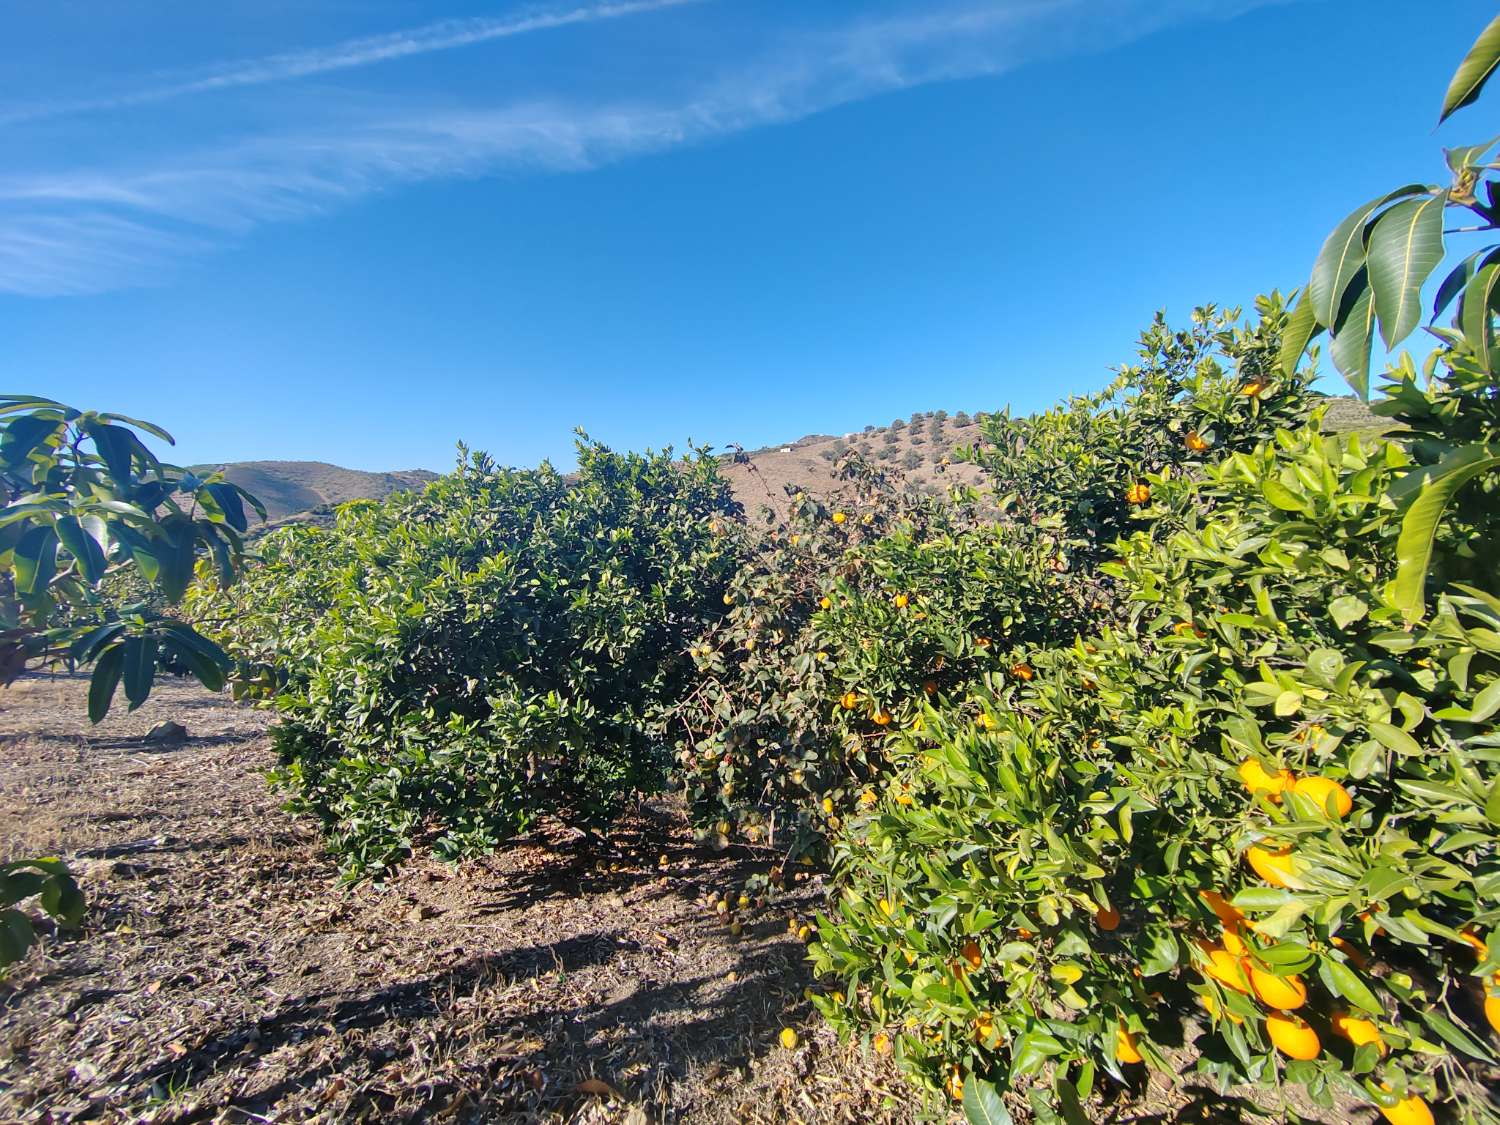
[193,439,743,879]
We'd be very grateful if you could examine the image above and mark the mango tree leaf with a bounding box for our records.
[1440,13,1500,124]
[1278,292,1321,378]
[121,634,157,710]
[1309,186,1426,329]
[87,644,126,723]
[1329,270,1378,399]
[1392,443,1500,621]
[1367,193,1446,349]
[1460,260,1500,365]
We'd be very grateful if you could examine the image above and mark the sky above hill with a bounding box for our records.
[3,0,1495,471]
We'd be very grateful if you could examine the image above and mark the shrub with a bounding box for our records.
[194,440,743,879]
[811,379,1500,1117]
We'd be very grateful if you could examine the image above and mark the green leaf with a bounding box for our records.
[1329,595,1369,630]
[1322,956,1382,1015]
[121,634,158,711]
[1434,678,1500,724]
[12,524,60,594]
[1366,193,1446,349]
[1460,260,1500,364]
[1440,13,1500,124]
[87,644,126,724]
[1278,292,1321,378]
[963,1077,1014,1125]
[1329,271,1377,399]
[1308,186,1426,329]
[54,515,107,583]
[1431,248,1492,323]
[1392,443,1500,622]
[1369,721,1422,757]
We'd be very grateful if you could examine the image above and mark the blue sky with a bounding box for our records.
[2,0,1494,471]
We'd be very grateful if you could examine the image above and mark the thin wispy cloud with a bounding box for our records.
[0,0,1299,297]
[0,0,702,127]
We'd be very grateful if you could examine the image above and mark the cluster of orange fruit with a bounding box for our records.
[1125,482,1151,505]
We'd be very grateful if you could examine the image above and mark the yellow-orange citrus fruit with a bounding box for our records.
[1185,430,1209,452]
[1246,844,1304,889]
[1265,1013,1319,1059]
[779,1028,798,1049]
[831,511,846,524]
[822,797,834,813]
[1237,758,1293,797]
[1378,1093,1433,1125]
[1242,380,1266,397]
[1202,947,1250,993]
[1222,927,1248,957]
[1115,1025,1143,1064]
[840,691,858,710]
[894,593,909,608]
[1126,482,1151,505]
[873,709,892,726]
[1293,775,1353,818]
[722,593,734,605]
[873,1032,891,1055]
[819,595,832,610]
[974,636,991,648]
[1331,1012,1385,1054]
[1248,967,1307,1010]
[1485,992,1500,1035]
[945,1067,963,1101]
[1459,926,1488,956]
[1200,890,1245,928]
[859,788,877,805]
[961,940,982,969]
[1095,907,1121,931]
[1010,662,1035,681]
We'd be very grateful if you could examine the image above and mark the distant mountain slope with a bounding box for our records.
[189,461,439,524]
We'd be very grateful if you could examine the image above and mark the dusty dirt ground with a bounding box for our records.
[0,675,1382,1124]
[0,673,919,1124]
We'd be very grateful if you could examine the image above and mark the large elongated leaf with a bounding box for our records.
[1308,186,1427,328]
[1329,270,1378,399]
[54,514,107,583]
[87,644,126,723]
[1367,193,1447,349]
[1431,248,1494,323]
[12,524,59,594]
[1278,291,1321,378]
[121,634,158,710]
[1441,13,1500,123]
[1392,443,1500,621]
[1460,259,1500,365]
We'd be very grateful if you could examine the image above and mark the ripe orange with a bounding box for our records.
[1010,662,1035,681]
[1095,907,1121,931]
[722,593,734,605]
[1115,1025,1143,1064]
[873,709,892,726]
[893,593,909,608]
[822,797,834,814]
[1331,1012,1385,1054]
[1125,482,1151,505]
[1248,967,1307,1010]
[961,940,982,969]
[1222,926,1248,957]
[779,1027,799,1049]
[819,595,832,610]
[1485,992,1500,1035]
[1201,946,1251,993]
[872,1032,891,1055]
[1199,992,1244,1025]
[840,691,858,710]
[1246,843,1305,889]
[1459,926,1489,956]
[1378,1092,1433,1125]
[1185,430,1209,453]
[1237,758,1293,797]
[945,1067,964,1101]
[1292,775,1353,818]
[1200,890,1246,928]
[1241,380,1266,397]
[831,511,847,524]
[1265,1012,1319,1059]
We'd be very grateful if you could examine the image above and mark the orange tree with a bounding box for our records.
[668,299,1316,862]
[805,20,1500,1120]
[192,438,743,880]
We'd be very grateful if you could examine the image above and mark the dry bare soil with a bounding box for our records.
[0,675,912,1124]
[0,677,1371,1124]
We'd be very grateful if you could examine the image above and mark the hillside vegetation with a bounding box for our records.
[186,460,438,524]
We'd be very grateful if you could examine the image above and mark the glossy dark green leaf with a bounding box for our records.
[87,643,126,723]
[121,634,157,710]
[1329,270,1377,399]
[1367,193,1446,349]
[963,1077,1014,1125]
[1392,443,1500,621]
[1460,260,1500,364]
[1278,292,1321,378]
[54,514,107,583]
[12,524,59,594]
[1308,186,1426,329]
[1440,12,1500,123]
